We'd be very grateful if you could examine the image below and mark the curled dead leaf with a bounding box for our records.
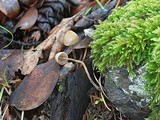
[4,48,43,75]
[10,60,60,110]
[13,7,38,32]
[0,0,20,18]
[20,48,43,75]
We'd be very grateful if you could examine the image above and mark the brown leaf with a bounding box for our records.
[13,7,38,32]
[4,48,42,75]
[0,10,6,23]
[10,60,60,110]
[0,0,20,18]
[3,50,23,72]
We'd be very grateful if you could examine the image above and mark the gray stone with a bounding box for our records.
[104,67,150,120]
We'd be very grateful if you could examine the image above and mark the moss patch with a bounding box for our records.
[90,0,160,119]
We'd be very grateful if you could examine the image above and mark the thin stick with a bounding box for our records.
[63,57,100,90]
[93,74,109,99]
[100,92,111,111]
[82,48,88,62]
[106,0,111,5]
[79,48,88,68]
[2,104,9,119]
[96,0,105,9]
[115,0,121,8]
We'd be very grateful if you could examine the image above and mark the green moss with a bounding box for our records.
[90,0,160,119]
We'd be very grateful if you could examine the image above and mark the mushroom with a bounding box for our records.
[63,30,79,46]
[55,52,100,90]
[55,52,68,65]
[63,30,79,58]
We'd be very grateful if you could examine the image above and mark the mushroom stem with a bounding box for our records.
[61,57,100,90]
[71,45,77,59]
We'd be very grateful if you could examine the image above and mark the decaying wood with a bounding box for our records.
[50,59,93,120]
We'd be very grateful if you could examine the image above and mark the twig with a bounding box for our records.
[93,72,109,99]
[100,92,111,111]
[2,104,9,120]
[62,57,100,90]
[115,0,121,8]
[82,48,88,62]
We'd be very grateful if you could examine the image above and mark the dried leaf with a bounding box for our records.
[10,60,60,110]
[4,48,42,75]
[3,50,24,72]
[20,48,43,75]
[13,7,38,32]
[0,10,6,23]
[0,0,20,18]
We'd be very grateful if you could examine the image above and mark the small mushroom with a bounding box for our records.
[55,52,100,90]
[63,30,79,46]
[55,52,68,65]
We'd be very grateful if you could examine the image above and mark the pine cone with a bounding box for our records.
[23,0,72,46]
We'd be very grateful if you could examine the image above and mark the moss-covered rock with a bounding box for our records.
[90,0,160,119]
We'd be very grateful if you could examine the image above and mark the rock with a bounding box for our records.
[104,67,150,120]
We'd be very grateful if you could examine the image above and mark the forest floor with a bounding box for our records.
[0,0,130,120]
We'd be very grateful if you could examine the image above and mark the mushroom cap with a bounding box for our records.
[63,30,79,46]
[55,52,68,65]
